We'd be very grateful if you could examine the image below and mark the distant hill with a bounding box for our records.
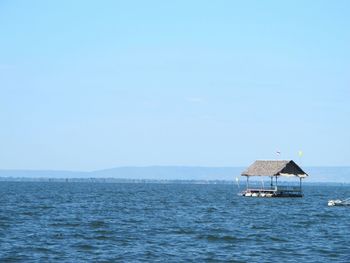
[305,167,350,183]
[0,166,349,183]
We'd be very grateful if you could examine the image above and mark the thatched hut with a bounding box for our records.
[241,160,308,197]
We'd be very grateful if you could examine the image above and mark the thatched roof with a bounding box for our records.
[241,160,308,178]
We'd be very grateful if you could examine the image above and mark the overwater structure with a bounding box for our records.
[241,160,308,197]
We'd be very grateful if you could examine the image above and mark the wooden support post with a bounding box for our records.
[270,177,273,188]
[275,176,278,190]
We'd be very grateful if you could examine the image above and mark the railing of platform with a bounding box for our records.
[276,186,302,192]
[245,188,276,193]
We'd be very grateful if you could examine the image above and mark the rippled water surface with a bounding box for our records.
[1,182,350,262]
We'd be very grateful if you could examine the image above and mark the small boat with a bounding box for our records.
[328,198,350,206]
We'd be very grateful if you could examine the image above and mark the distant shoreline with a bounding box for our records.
[0,166,349,183]
[0,177,349,186]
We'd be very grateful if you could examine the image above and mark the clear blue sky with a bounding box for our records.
[0,0,349,170]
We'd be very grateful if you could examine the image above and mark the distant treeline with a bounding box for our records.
[0,177,233,184]
[0,177,349,186]
[0,166,349,183]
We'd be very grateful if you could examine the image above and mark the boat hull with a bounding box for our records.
[328,200,350,206]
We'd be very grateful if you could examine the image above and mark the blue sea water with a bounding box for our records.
[0,182,350,262]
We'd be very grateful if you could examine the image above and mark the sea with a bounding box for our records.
[1,182,349,262]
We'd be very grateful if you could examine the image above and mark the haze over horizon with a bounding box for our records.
[1,1,350,171]
[1,166,350,183]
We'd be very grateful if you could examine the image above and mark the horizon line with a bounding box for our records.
[0,164,350,173]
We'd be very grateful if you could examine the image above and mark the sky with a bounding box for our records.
[0,0,349,170]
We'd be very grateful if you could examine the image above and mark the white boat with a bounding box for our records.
[328,198,350,206]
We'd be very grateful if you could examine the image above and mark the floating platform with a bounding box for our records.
[240,160,308,198]
[241,187,303,198]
